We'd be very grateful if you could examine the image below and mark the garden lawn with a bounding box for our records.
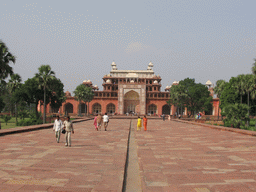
[0,117,30,129]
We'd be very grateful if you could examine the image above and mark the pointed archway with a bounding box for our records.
[124,90,140,114]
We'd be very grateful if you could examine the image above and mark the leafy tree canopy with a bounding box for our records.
[219,77,240,109]
[222,103,249,128]
[0,40,16,83]
[169,78,212,115]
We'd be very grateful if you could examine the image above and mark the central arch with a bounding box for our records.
[124,90,140,114]
[162,104,170,115]
[65,103,73,114]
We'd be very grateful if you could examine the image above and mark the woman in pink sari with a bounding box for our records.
[94,114,98,131]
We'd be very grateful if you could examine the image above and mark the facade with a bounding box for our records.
[39,62,220,116]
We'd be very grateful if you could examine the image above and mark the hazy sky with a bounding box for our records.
[1,0,256,93]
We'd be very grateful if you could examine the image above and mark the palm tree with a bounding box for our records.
[213,80,226,120]
[252,58,256,75]
[243,74,255,126]
[0,40,16,82]
[35,65,55,124]
[233,75,245,104]
[8,74,22,124]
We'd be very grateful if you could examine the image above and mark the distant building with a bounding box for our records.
[39,62,220,116]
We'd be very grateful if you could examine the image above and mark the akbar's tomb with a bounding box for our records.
[40,62,220,116]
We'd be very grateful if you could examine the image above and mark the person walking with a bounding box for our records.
[63,116,74,147]
[94,114,98,131]
[97,113,102,131]
[137,116,142,131]
[103,113,109,131]
[53,116,63,143]
[143,115,147,131]
[162,114,165,121]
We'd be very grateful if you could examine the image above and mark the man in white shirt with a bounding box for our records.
[103,113,109,131]
[53,116,63,143]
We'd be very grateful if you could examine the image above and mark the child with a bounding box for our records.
[137,116,142,131]
[143,115,147,131]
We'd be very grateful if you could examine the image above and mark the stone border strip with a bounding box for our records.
[122,119,132,192]
[173,119,256,137]
[0,118,93,136]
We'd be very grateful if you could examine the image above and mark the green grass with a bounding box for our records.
[0,117,30,129]
[0,117,79,130]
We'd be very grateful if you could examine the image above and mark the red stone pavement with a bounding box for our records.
[2,119,256,191]
[134,119,256,192]
[0,119,130,192]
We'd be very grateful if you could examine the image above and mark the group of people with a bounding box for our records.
[196,112,202,119]
[93,113,109,131]
[137,115,147,131]
[53,116,74,147]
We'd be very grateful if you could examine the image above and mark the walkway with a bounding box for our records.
[134,119,256,192]
[0,119,130,192]
[1,119,256,191]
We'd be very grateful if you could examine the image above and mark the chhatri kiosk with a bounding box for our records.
[41,62,220,116]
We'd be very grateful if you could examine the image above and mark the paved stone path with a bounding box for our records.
[2,119,256,191]
[134,119,256,192]
[0,119,130,192]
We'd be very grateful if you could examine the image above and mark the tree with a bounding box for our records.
[8,74,22,124]
[233,74,245,104]
[13,77,44,119]
[83,86,94,116]
[219,79,240,110]
[222,103,249,128]
[243,75,255,122]
[48,77,66,113]
[168,78,212,116]
[35,65,55,124]
[74,84,87,116]
[2,115,11,125]
[16,76,65,120]
[252,58,256,75]
[0,40,16,84]
[213,79,226,119]
[0,96,5,112]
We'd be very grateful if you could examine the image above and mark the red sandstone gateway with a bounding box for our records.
[39,62,220,117]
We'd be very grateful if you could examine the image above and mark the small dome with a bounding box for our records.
[65,91,71,96]
[148,61,153,67]
[83,80,87,83]
[107,74,111,77]
[165,86,170,89]
[106,79,111,83]
[153,80,158,84]
[111,61,116,66]
[205,80,212,86]
[130,80,134,83]
[94,85,98,87]
[173,81,178,84]
[87,79,91,82]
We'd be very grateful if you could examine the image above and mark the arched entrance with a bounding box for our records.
[124,90,140,114]
[148,104,157,115]
[107,103,115,114]
[65,103,73,114]
[92,103,101,114]
[162,104,170,115]
[80,103,87,114]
